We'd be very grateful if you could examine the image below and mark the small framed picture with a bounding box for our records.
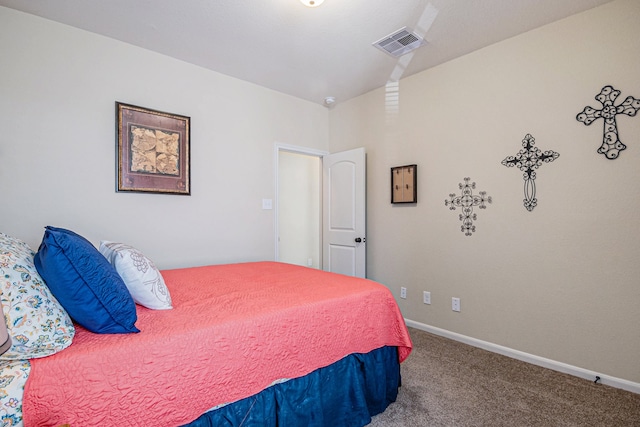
[116,102,190,195]
[391,164,417,204]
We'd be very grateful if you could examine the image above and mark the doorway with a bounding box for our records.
[275,144,366,277]
[275,144,326,268]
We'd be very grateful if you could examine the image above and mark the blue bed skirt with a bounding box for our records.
[184,345,401,427]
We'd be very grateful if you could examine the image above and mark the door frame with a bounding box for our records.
[274,143,328,264]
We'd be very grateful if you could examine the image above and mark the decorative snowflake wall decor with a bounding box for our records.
[445,177,492,236]
[502,134,559,212]
[576,85,640,160]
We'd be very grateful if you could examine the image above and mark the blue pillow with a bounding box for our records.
[34,226,139,334]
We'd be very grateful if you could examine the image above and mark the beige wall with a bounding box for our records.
[329,0,640,384]
[0,7,328,269]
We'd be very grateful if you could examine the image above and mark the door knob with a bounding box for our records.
[355,237,365,243]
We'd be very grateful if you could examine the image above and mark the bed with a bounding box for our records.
[0,228,412,427]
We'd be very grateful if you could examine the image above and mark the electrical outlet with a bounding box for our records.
[452,297,461,312]
[423,291,431,304]
[400,287,407,299]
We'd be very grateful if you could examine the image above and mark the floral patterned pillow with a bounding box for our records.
[0,233,75,360]
[0,360,30,426]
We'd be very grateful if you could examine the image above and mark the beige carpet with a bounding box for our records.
[369,327,640,426]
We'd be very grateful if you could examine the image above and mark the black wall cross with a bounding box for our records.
[502,134,559,212]
[576,85,640,160]
[445,177,492,236]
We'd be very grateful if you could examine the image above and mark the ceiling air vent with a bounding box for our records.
[372,27,426,58]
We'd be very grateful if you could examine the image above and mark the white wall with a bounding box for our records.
[0,7,329,269]
[329,0,640,384]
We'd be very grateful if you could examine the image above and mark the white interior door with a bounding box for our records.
[322,147,366,278]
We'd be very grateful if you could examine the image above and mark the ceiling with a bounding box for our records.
[0,0,614,106]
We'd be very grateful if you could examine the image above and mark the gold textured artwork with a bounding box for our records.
[129,126,180,176]
[116,102,190,195]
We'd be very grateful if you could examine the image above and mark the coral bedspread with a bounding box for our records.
[23,262,412,427]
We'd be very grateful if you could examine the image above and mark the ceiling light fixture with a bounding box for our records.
[300,0,324,7]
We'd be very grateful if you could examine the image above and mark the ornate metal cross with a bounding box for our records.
[445,177,492,236]
[502,134,559,212]
[576,85,640,160]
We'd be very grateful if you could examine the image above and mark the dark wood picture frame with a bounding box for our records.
[116,102,190,195]
[391,164,417,204]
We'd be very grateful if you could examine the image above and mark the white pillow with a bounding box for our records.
[99,241,172,310]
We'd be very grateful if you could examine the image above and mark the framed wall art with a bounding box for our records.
[116,102,190,195]
[391,164,417,204]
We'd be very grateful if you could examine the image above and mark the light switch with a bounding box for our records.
[262,199,273,210]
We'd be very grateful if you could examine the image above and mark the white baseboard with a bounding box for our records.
[404,318,640,395]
